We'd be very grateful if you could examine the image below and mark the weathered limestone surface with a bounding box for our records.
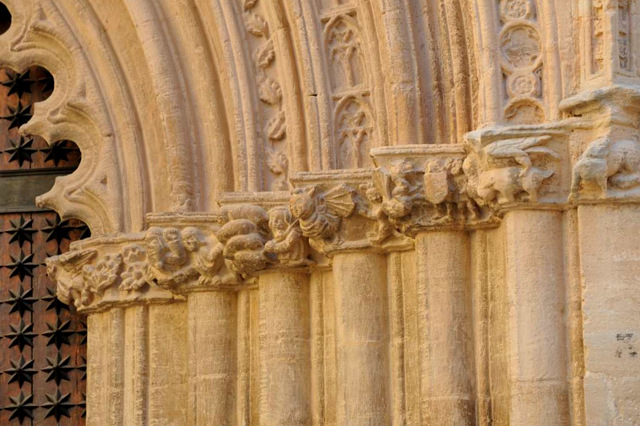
[1,0,640,424]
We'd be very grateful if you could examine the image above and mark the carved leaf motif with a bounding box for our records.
[243,0,258,10]
[244,12,268,38]
[257,76,282,105]
[266,110,287,141]
[266,150,288,175]
[256,39,276,68]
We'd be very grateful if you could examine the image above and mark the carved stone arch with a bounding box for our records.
[0,0,131,234]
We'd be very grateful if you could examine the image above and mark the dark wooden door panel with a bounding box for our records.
[0,66,87,425]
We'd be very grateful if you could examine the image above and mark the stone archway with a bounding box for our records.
[2,0,640,424]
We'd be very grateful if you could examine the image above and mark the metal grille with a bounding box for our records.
[0,67,87,425]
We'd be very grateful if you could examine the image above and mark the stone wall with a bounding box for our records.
[1,0,640,424]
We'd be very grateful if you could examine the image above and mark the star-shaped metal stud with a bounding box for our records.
[78,394,86,418]
[5,216,36,246]
[2,284,37,316]
[6,319,36,351]
[0,100,32,130]
[41,140,76,166]
[77,321,87,345]
[4,391,36,423]
[43,216,73,246]
[5,135,36,166]
[6,251,37,280]
[42,287,70,314]
[77,355,87,380]
[5,356,36,387]
[1,70,33,98]
[43,317,74,348]
[43,352,74,385]
[42,389,73,422]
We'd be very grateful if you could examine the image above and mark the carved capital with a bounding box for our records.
[562,85,640,205]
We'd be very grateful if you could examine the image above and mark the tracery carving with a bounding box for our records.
[325,15,366,92]
[323,12,376,170]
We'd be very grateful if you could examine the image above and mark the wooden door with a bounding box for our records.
[0,66,87,425]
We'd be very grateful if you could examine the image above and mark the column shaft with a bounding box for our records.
[333,252,390,425]
[504,210,569,424]
[187,291,237,425]
[416,230,475,425]
[258,271,312,425]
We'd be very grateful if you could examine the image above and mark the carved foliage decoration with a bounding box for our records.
[242,0,290,190]
[498,0,546,124]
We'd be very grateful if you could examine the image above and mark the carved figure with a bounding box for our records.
[448,158,480,219]
[356,183,397,245]
[477,165,553,203]
[465,135,559,204]
[181,227,226,282]
[289,185,355,251]
[571,138,640,198]
[217,210,269,277]
[264,207,309,266]
[372,160,421,220]
[145,227,193,288]
[46,249,97,308]
[482,136,558,173]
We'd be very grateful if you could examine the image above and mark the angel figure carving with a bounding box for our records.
[264,207,310,266]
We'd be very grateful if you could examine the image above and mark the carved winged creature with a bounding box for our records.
[46,249,97,307]
[372,161,420,219]
[482,135,559,173]
[289,185,355,250]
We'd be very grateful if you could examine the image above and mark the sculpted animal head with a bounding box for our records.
[584,138,611,159]
[290,187,317,220]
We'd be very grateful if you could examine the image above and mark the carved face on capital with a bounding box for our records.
[163,228,181,244]
[268,207,292,233]
[145,228,165,252]
[290,188,316,220]
[181,227,204,252]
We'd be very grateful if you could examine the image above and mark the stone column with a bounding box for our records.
[415,230,475,425]
[83,300,188,426]
[332,251,390,425]
[577,204,640,424]
[258,270,312,425]
[186,291,237,425]
[503,210,569,424]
